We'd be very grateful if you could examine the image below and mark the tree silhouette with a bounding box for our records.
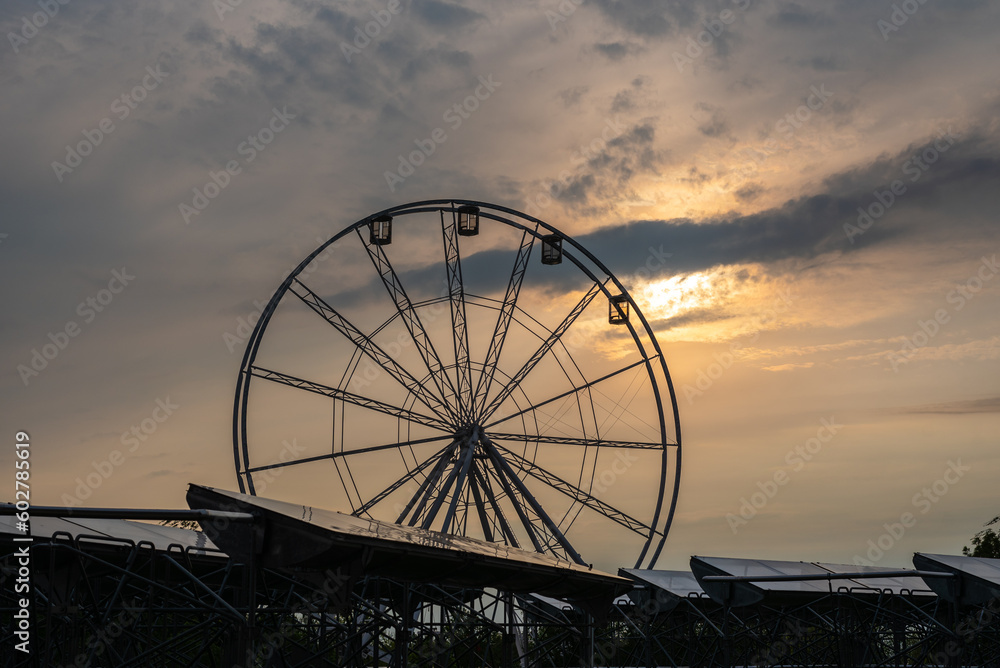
[963,516,1000,558]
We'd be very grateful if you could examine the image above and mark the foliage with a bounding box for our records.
[963,516,1000,558]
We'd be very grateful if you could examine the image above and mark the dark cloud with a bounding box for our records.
[611,90,634,113]
[735,183,765,202]
[552,121,667,207]
[212,2,477,112]
[314,5,354,31]
[589,0,697,38]
[413,0,485,29]
[610,76,648,113]
[558,85,589,107]
[183,21,220,45]
[592,41,644,61]
[401,46,474,81]
[575,129,1000,278]
[727,75,764,93]
[901,397,1000,415]
[768,2,831,29]
[798,54,848,71]
[365,127,992,302]
[325,128,1000,308]
[694,102,729,138]
[679,166,711,187]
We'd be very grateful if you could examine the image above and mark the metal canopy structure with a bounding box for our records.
[690,555,938,607]
[187,484,631,614]
[913,552,1000,605]
[1,510,249,667]
[0,514,221,556]
[8,511,1000,667]
[496,557,1000,667]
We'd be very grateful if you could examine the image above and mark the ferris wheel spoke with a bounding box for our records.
[437,430,480,534]
[466,469,494,542]
[480,281,605,423]
[472,229,535,417]
[401,440,463,526]
[481,434,585,564]
[419,434,477,533]
[491,442,658,540]
[243,435,452,475]
[353,442,455,518]
[357,229,461,422]
[249,366,453,433]
[288,278,455,421]
[483,356,651,429]
[481,454,546,553]
[488,432,667,451]
[470,466,519,548]
[441,211,475,421]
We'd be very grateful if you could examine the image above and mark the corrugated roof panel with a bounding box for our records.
[0,514,219,554]
[816,562,935,597]
[187,484,631,618]
[620,568,706,598]
[916,553,1000,585]
[694,556,858,594]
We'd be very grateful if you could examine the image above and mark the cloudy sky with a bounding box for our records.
[2,0,998,573]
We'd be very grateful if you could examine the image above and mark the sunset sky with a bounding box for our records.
[1,0,998,573]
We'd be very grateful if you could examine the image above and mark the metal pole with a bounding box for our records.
[0,504,256,522]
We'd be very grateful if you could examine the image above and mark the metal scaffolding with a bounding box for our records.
[5,505,1000,667]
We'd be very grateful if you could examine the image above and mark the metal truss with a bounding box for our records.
[6,530,1000,667]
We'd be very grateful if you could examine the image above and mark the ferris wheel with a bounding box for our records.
[232,200,681,569]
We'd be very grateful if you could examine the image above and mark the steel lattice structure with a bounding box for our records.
[5,517,1000,666]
